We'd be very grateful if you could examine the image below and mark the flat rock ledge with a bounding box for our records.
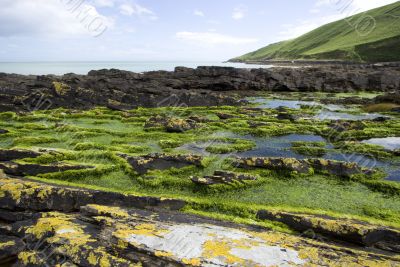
[120,153,203,175]
[236,157,374,178]
[0,177,399,266]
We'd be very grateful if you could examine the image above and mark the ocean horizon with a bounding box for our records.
[0,61,273,76]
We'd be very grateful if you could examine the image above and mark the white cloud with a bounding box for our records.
[232,5,247,20]
[91,0,115,7]
[176,31,258,45]
[315,0,398,16]
[194,9,205,17]
[0,0,113,37]
[119,3,157,20]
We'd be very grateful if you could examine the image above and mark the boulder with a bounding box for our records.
[191,171,257,185]
[0,129,8,134]
[120,153,203,175]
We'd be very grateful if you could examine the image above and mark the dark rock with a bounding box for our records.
[191,171,257,185]
[1,66,399,112]
[0,149,42,161]
[0,236,24,264]
[0,162,94,176]
[276,112,297,121]
[256,209,400,253]
[374,92,400,105]
[216,112,237,120]
[372,116,390,122]
[391,107,400,113]
[328,120,365,132]
[394,149,400,156]
[0,129,8,134]
[120,153,203,175]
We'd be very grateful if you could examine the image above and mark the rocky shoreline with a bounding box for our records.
[1,176,399,266]
[0,65,399,111]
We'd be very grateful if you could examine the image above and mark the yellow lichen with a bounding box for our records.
[86,204,129,218]
[0,240,15,248]
[202,240,244,264]
[18,251,42,265]
[53,82,71,96]
[182,258,201,266]
[154,250,173,257]
[88,252,98,265]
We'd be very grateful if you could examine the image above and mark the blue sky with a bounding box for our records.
[0,0,397,61]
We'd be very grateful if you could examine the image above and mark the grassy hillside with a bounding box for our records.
[233,1,400,63]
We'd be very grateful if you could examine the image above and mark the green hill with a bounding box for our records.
[232,1,400,63]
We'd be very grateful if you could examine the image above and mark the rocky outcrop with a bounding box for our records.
[191,171,257,185]
[0,149,42,162]
[144,115,198,132]
[257,210,400,253]
[0,162,93,176]
[0,177,399,266]
[0,177,185,212]
[236,157,373,178]
[328,120,365,132]
[0,65,399,111]
[120,153,203,175]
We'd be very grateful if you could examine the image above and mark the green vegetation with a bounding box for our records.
[291,141,327,157]
[232,2,400,62]
[1,94,400,231]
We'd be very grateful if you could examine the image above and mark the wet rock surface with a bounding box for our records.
[1,65,399,111]
[191,171,257,185]
[120,153,203,175]
[0,177,399,267]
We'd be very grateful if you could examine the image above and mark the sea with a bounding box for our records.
[0,61,273,76]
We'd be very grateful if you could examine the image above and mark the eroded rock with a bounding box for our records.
[0,149,42,162]
[0,162,93,176]
[257,210,400,253]
[328,120,365,132]
[0,177,185,212]
[144,116,197,132]
[236,157,373,178]
[191,171,257,185]
[121,153,203,175]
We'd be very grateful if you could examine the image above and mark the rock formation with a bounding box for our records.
[1,65,399,111]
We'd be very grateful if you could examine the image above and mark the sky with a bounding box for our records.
[0,0,398,62]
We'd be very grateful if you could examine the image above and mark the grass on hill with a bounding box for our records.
[233,1,400,63]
